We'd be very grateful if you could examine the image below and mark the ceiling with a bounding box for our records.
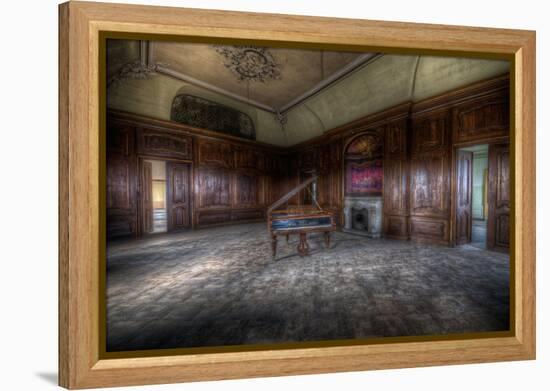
[107,40,376,113]
[107,39,510,147]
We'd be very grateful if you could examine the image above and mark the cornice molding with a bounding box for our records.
[107,109,287,153]
[411,73,510,116]
[156,65,276,112]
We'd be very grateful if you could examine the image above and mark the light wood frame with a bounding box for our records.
[59,1,536,389]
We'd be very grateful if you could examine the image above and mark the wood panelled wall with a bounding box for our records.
[106,114,288,239]
[288,74,510,247]
[285,103,412,230]
[107,122,138,238]
[107,74,510,249]
[409,75,510,246]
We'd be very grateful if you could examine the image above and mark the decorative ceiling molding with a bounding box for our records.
[212,45,281,82]
[107,60,162,88]
[119,41,381,115]
[157,53,383,114]
[274,111,288,127]
[108,40,162,88]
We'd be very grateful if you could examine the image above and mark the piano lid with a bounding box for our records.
[267,173,320,213]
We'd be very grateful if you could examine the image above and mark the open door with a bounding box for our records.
[141,160,154,234]
[456,150,473,245]
[487,143,510,251]
[167,162,191,231]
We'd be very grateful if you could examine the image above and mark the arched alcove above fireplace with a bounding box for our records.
[343,132,384,237]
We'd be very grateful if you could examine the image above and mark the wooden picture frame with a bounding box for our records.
[59,1,536,389]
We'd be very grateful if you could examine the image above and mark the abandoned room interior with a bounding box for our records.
[105,40,511,352]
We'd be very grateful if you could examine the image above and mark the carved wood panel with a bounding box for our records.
[411,110,449,156]
[107,156,133,210]
[384,159,408,215]
[487,143,510,251]
[137,128,192,160]
[385,120,407,159]
[234,147,264,172]
[452,92,509,144]
[410,217,449,244]
[383,119,410,239]
[384,216,408,239]
[106,124,137,239]
[231,209,264,221]
[107,123,134,157]
[197,140,233,168]
[495,215,510,248]
[409,108,451,244]
[297,147,318,171]
[267,174,289,206]
[263,154,287,176]
[234,173,259,207]
[107,126,135,210]
[410,154,450,218]
[318,142,341,174]
[196,210,231,227]
[197,168,231,208]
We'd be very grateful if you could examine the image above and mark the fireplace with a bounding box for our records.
[343,196,383,238]
[351,208,369,231]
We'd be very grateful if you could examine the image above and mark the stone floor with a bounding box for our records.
[471,219,488,249]
[106,223,510,352]
[152,209,167,233]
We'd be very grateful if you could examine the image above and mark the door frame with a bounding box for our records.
[141,159,154,235]
[450,138,507,247]
[137,155,194,237]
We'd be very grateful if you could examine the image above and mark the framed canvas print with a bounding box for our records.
[58,1,536,389]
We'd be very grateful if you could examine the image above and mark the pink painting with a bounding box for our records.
[346,159,383,194]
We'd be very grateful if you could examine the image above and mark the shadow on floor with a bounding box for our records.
[35,372,57,385]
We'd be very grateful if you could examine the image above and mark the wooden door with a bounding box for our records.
[167,162,191,231]
[455,150,473,245]
[487,143,510,251]
[141,161,154,234]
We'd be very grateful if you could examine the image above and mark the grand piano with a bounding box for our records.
[267,172,336,257]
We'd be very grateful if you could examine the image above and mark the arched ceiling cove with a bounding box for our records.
[107,40,509,147]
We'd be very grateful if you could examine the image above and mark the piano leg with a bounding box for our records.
[271,234,277,257]
[324,231,331,249]
[286,234,290,243]
[297,232,310,256]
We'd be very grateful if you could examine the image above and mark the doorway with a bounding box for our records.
[455,144,489,249]
[142,160,168,234]
[141,159,191,235]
